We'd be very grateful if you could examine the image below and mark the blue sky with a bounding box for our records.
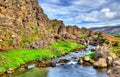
[38,0,120,28]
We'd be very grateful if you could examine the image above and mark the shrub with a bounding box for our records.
[52,22,57,27]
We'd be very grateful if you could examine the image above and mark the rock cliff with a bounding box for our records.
[0,0,96,51]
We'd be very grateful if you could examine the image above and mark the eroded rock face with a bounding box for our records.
[0,0,48,28]
[0,0,49,51]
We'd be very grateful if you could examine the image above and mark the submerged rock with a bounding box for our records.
[71,56,77,59]
[47,62,56,67]
[58,59,70,63]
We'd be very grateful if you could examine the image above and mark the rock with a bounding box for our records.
[37,60,48,67]
[108,66,120,77]
[0,39,3,42]
[108,58,120,77]
[58,59,70,63]
[84,56,90,62]
[19,67,26,71]
[91,49,96,52]
[37,60,56,67]
[90,59,95,64]
[93,46,111,61]
[93,58,107,68]
[83,62,91,66]
[107,56,113,65]
[107,69,112,74]
[113,60,120,67]
[71,56,77,59]
[7,68,14,74]
[78,58,83,64]
[47,62,56,67]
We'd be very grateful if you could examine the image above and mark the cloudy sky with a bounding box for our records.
[38,0,120,28]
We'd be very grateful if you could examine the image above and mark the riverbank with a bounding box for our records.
[0,40,85,74]
[3,45,108,77]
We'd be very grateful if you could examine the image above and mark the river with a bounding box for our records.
[3,45,108,77]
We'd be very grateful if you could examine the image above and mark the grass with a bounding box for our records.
[93,34,98,38]
[80,52,95,59]
[112,42,120,57]
[0,40,85,73]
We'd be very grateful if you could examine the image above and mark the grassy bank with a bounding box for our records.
[0,40,85,73]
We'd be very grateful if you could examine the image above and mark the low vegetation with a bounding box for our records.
[79,33,88,38]
[112,42,120,57]
[111,34,120,38]
[81,52,95,59]
[93,34,98,38]
[52,22,57,27]
[0,40,85,72]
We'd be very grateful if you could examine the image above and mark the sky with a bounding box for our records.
[38,0,120,28]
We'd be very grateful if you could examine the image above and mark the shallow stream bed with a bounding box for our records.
[3,45,108,77]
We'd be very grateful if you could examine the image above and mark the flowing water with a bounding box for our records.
[3,45,108,77]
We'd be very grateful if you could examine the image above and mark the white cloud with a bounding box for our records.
[39,0,120,27]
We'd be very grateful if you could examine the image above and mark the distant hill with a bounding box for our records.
[89,25,120,34]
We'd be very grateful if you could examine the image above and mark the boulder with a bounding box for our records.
[93,58,107,68]
[107,56,113,65]
[93,45,111,61]
[84,56,90,62]
[78,58,83,64]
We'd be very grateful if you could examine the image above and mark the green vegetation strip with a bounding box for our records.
[0,40,85,72]
[81,52,95,59]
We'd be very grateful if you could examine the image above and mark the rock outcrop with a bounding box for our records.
[0,0,49,51]
[0,0,95,51]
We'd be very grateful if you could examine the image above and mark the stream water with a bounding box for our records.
[3,45,108,77]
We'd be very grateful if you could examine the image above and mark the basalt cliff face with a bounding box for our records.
[0,0,100,51]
